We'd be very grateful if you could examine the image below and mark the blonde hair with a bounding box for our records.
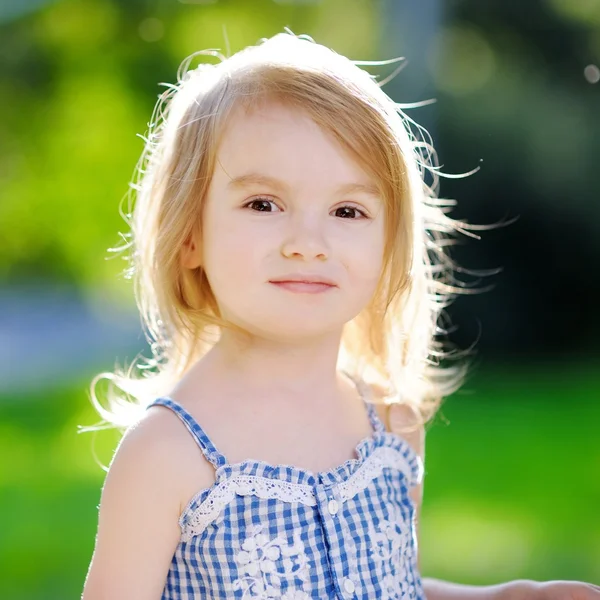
[82,31,492,434]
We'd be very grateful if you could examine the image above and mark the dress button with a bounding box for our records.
[343,578,356,594]
[327,499,339,515]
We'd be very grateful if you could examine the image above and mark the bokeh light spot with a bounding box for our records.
[584,64,600,83]
[139,17,164,43]
[428,24,496,96]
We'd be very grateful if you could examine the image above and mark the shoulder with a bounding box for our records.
[110,403,216,513]
[105,408,184,503]
[369,384,425,461]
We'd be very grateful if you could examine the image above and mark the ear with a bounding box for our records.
[180,231,202,270]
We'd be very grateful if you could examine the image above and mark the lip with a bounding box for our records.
[269,274,337,286]
[270,281,335,294]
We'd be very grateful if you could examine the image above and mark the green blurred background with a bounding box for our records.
[0,0,598,597]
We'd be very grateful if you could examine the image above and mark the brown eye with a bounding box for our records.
[334,206,368,219]
[243,198,280,212]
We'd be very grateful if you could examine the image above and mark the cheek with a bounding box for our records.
[347,226,385,285]
[202,215,264,292]
[352,253,384,303]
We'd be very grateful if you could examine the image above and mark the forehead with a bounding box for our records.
[212,100,377,193]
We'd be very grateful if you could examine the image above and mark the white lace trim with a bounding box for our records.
[181,476,316,542]
[181,443,418,541]
[339,446,419,502]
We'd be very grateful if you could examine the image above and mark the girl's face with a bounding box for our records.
[188,100,385,341]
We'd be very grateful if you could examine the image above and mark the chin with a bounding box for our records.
[244,317,344,340]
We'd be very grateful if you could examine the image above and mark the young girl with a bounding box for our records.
[81,31,599,600]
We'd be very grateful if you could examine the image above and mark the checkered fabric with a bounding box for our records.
[146,375,425,599]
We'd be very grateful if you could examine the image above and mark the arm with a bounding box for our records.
[81,411,188,600]
[422,578,536,600]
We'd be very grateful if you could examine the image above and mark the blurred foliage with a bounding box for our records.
[0,365,598,598]
[0,0,381,295]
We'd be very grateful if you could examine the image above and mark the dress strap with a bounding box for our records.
[146,397,228,469]
[341,370,386,434]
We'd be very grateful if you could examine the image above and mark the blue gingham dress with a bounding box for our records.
[146,374,425,599]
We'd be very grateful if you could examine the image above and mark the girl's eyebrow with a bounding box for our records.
[226,172,380,198]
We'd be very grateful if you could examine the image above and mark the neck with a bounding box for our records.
[184,327,357,407]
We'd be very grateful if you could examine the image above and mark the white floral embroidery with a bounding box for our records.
[281,592,312,600]
[369,504,418,599]
[231,525,312,599]
[370,505,410,561]
[381,569,414,599]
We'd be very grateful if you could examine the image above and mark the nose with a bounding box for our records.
[280,212,329,261]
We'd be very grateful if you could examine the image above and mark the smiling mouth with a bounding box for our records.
[269,281,336,294]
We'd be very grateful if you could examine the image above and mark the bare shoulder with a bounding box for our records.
[99,403,218,523]
[101,407,188,514]
[138,404,218,512]
[369,383,425,460]
[99,405,215,523]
